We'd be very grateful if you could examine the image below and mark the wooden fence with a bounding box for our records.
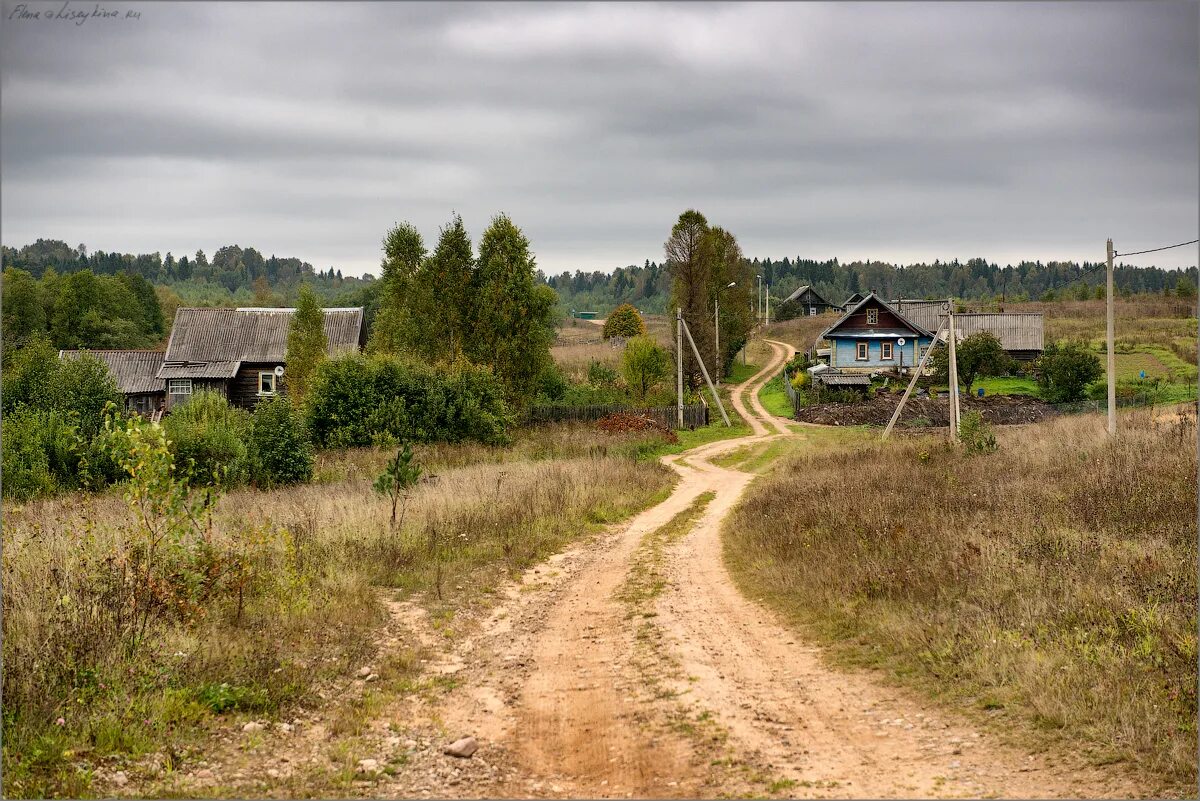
[527,403,709,429]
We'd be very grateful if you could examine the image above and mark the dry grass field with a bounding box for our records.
[724,408,1197,794]
[1,425,675,798]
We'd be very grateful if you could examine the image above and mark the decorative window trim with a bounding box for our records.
[258,372,278,396]
[856,342,869,361]
[866,308,879,325]
[881,342,893,360]
[168,378,193,395]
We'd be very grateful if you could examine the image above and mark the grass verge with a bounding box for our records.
[723,409,1196,796]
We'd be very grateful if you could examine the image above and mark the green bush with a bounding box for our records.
[535,362,569,403]
[249,396,314,488]
[1036,341,1104,403]
[958,410,998,454]
[586,359,619,386]
[3,407,90,499]
[601,303,646,339]
[163,391,251,487]
[47,354,123,438]
[306,354,510,449]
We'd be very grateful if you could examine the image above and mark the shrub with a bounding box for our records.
[957,410,998,454]
[602,303,646,339]
[586,359,619,387]
[163,390,251,487]
[46,354,123,438]
[622,335,670,402]
[535,363,569,403]
[249,396,314,488]
[1036,341,1104,403]
[306,354,510,449]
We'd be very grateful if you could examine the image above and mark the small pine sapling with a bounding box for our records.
[374,442,423,530]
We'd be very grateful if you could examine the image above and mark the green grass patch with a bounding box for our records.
[724,361,762,385]
[757,372,794,418]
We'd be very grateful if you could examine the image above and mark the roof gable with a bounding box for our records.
[821,293,934,340]
[782,285,833,306]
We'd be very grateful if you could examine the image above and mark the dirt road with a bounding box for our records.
[151,338,1144,799]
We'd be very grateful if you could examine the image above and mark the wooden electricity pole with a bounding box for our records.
[676,307,684,428]
[1106,238,1117,435]
[947,306,960,440]
[681,317,732,426]
[883,320,948,440]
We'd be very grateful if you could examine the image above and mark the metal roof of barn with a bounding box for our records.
[890,301,1044,351]
[817,372,872,386]
[59,349,165,394]
[158,307,363,379]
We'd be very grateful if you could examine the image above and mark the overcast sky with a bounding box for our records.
[2,1,1197,277]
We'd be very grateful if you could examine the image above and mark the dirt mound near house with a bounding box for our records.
[597,412,680,442]
[794,391,1057,428]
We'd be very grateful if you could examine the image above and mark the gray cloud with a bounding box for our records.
[2,0,1196,275]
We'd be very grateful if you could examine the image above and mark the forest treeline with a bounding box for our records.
[547,256,1199,314]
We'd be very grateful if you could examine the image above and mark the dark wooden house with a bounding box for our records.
[775,285,838,320]
[158,306,365,410]
[59,349,166,415]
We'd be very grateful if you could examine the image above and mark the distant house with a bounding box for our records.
[841,292,866,310]
[158,306,365,410]
[59,349,165,415]
[776,285,838,319]
[822,293,935,374]
[892,299,1044,362]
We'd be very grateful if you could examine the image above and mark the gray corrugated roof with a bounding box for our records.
[158,307,363,379]
[60,350,166,394]
[817,372,871,386]
[952,313,1044,351]
[891,301,1044,352]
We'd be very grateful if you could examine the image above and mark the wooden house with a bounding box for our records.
[157,306,365,410]
[822,293,935,374]
[776,285,838,319]
[59,349,165,415]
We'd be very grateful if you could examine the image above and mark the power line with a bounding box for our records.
[1114,239,1199,257]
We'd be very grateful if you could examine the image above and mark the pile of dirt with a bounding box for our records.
[794,391,1057,428]
[596,412,680,443]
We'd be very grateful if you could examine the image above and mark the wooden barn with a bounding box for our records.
[157,306,365,410]
[59,349,166,415]
[891,300,1045,362]
[776,285,838,320]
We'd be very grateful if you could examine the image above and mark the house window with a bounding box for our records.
[808,307,818,316]
[168,378,192,396]
[881,342,893,360]
[866,308,879,325]
[259,372,277,396]
[856,342,869,361]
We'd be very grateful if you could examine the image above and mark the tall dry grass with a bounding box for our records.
[725,410,1197,793]
[2,429,673,797]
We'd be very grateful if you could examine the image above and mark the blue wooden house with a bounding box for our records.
[822,293,936,374]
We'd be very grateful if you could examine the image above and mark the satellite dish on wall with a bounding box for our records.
[274,365,285,377]
[897,338,906,346]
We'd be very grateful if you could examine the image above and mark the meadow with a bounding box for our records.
[1,424,675,798]
[724,408,1198,794]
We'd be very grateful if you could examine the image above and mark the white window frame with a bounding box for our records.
[168,378,193,396]
[258,371,277,396]
[856,342,869,361]
[881,342,893,360]
[808,307,818,316]
[866,308,879,325]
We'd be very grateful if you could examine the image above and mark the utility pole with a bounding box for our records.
[765,284,770,324]
[681,317,732,426]
[947,306,960,440]
[714,296,720,385]
[756,274,763,322]
[1106,238,1116,435]
[676,307,684,429]
[883,320,948,440]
